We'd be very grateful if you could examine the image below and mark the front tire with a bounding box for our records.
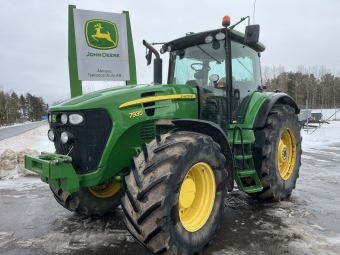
[252,104,302,201]
[121,131,227,254]
[50,182,125,216]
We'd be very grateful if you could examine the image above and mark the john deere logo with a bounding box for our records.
[85,19,118,50]
[52,115,56,123]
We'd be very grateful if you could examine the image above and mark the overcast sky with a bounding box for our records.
[1,0,339,104]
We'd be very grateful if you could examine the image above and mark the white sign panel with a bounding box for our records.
[73,9,130,81]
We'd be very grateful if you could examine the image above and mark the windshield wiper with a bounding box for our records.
[195,44,221,64]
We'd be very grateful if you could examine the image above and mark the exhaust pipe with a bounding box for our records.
[143,40,162,84]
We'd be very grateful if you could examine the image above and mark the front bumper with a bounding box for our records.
[25,152,79,193]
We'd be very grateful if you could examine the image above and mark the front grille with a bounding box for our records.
[51,110,112,174]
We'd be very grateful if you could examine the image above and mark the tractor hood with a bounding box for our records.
[49,83,199,120]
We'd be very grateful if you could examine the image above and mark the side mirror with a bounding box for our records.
[234,89,240,100]
[244,25,260,44]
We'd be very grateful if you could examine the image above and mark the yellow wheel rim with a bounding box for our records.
[277,128,296,180]
[179,162,216,232]
[89,182,120,198]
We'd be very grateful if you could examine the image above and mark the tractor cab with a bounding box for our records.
[165,32,264,124]
[145,16,266,125]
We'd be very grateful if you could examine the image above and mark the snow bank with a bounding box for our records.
[0,124,54,179]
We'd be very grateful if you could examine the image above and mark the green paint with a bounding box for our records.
[25,14,290,197]
[25,153,79,193]
[68,5,83,98]
[123,11,137,85]
[85,19,118,50]
[25,84,198,192]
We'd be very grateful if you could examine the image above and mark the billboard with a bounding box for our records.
[73,9,130,81]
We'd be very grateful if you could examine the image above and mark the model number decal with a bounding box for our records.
[129,110,143,118]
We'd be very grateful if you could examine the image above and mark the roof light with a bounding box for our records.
[160,47,165,54]
[205,35,213,44]
[215,32,225,40]
[167,45,172,52]
[222,15,231,28]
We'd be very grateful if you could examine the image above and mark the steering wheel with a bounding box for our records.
[190,63,211,72]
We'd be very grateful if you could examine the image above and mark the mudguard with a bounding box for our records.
[253,93,300,128]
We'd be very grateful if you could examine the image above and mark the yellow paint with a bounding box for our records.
[277,128,296,180]
[129,110,143,118]
[119,94,196,109]
[179,162,216,232]
[89,182,120,198]
[92,23,116,46]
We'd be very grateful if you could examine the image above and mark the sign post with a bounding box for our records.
[68,5,82,98]
[68,5,137,98]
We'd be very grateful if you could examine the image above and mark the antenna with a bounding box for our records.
[253,0,257,24]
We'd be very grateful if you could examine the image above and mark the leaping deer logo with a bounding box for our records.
[85,19,118,50]
[92,23,116,47]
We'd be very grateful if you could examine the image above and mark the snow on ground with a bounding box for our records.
[0,123,54,179]
[301,109,340,152]
[0,110,339,254]
[0,123,53,155]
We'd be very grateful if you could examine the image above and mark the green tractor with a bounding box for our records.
[25,15,302,255]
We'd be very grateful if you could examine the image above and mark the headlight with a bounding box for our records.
[205,35,213,43]
[60,131,74,144]
[69,114,84,125]
[61,114,68,124]
[47,130,55,142]
[48,113,51,123]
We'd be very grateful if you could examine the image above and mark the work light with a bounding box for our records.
[61,114,68,124]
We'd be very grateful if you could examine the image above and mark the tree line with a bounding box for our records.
[1,65,339,125]
[0,86,49,126]
[262,65,340,109]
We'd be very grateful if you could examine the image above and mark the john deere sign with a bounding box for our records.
[73,9,130,81]
[85,20,118,50]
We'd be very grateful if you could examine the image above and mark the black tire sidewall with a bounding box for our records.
[265,105,301,197]
[50,185,124,216]
[164,136,226,253]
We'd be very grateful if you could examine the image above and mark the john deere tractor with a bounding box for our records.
[25,15,301,255]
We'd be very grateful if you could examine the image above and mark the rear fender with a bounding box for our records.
[252,93,300,176]
[253,93,300,128]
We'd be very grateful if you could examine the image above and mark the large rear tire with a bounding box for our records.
[121,131,227,255]
[50,182,125,216]
[251,104,302,201]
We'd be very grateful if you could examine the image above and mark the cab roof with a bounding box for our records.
[162,28,266,54]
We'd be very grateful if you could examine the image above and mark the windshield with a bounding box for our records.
[231,41,262,99]
[168,42,226,86]
[231,41,262,123]
[167,40,262,125]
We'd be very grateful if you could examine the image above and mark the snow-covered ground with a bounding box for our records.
[0,123,54,178]
[301,109,340,150]
[0,110,340,254]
